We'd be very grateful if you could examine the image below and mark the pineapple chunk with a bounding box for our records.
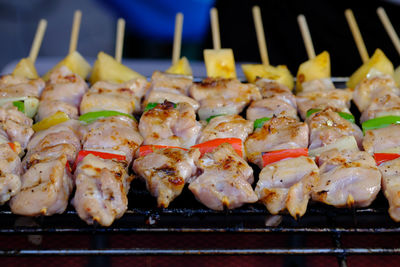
[296,51,330,93]
[241,64,294,90]
[347,49,394,89]
[394,65,400,87]
[204,49,236,78]
[12,58,39,79]
[42,51,91,81]
[166,57,192,76]
[90,52,145,84]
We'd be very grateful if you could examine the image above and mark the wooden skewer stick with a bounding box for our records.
[28,19,47,63]
[68,10,82,54]
[172,12,184,65]
[252,6,269,65]
[377,7,400,57]
[345,9,369,63]
[115,18,126,63]
[210,8,221,50]
[297,14,316,59]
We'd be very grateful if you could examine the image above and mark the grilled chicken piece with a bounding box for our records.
[362,124,400,154]
[37,66,88,120]
[0,106,33,149]
[245,116,309,168]
[189,143,257,210]
[80,116,143,164]
[307,108,363,150]
[144,91,200,111]
[301,78,336,92]
[197,114,253,143]
[0,143,22,204]
[312,149,381,208]
[139,101,202,148]
[255,79,297,108]
[133,147,200,207]
[10,154,73,216]
[150,71,193,95]
[73,154,132,226]
[0,74,45,98]
[255,156,319,218]
[379,158,400,221]
[26,120,81,163]
[190,78,261,120]
[80,78,149,115]
[360,93,400,123]
[296,89,352,120]
[353,75,399,112]
[247,98,298,121]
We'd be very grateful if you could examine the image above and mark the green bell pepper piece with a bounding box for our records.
[254,117,271,129]
[79,110,135,124]
[362,115,400,134]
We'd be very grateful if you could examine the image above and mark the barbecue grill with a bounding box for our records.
[0,78,398,267]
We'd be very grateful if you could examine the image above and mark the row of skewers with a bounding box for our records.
[1,7,400,227]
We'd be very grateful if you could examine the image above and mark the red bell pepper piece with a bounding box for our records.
[374,153,400,166]
[191,138,243,157]
[262,148,309,167]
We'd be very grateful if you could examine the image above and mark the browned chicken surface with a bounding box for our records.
[190,78,261,120]
[144,90,200,111]
[246,98,298,121]
[10,154,73,216]
[306,108,363,150]
[245,116,309,168]
[139,101,201,148]
[25,120,81,165]
[189,143,257,210]
[312,149,381,208]
[133,147,200,207]
[0,74,45,99]
[301,78,336,92]
[0,143,22,204]
[363,124,400,154]
[197,114,253,143]
[379,158,400,222]
[150,71,193,95]
[360,93,400,123]
[11,120,81,216]
[0,106,33,149]
[353,75,399,112]
[37,66,88,120]
[73,154,132,226]
[255,156,319,219]
[255,79,297,108]
[80,116,143,164]
[296,88,353,120]
[80,78,149,115]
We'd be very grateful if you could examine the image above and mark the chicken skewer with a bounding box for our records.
[345,8,400,221]
[0,19,49,205]
[9,12,89,216]
[73,19,144,226]
[307,10,382,209]
[133,12,201,208]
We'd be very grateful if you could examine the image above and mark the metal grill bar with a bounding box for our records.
[0,248,400,256]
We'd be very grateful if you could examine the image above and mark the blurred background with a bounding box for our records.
[1,0,400,76]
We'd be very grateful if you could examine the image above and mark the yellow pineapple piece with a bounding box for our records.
[42,51,91,81]
[90,52,145,84]
[166,57,192,76]
[204,49,236,78]
[347,49,394,88]
[296,51,330,93]
[12,58,39,79]
[241,64,294,90]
